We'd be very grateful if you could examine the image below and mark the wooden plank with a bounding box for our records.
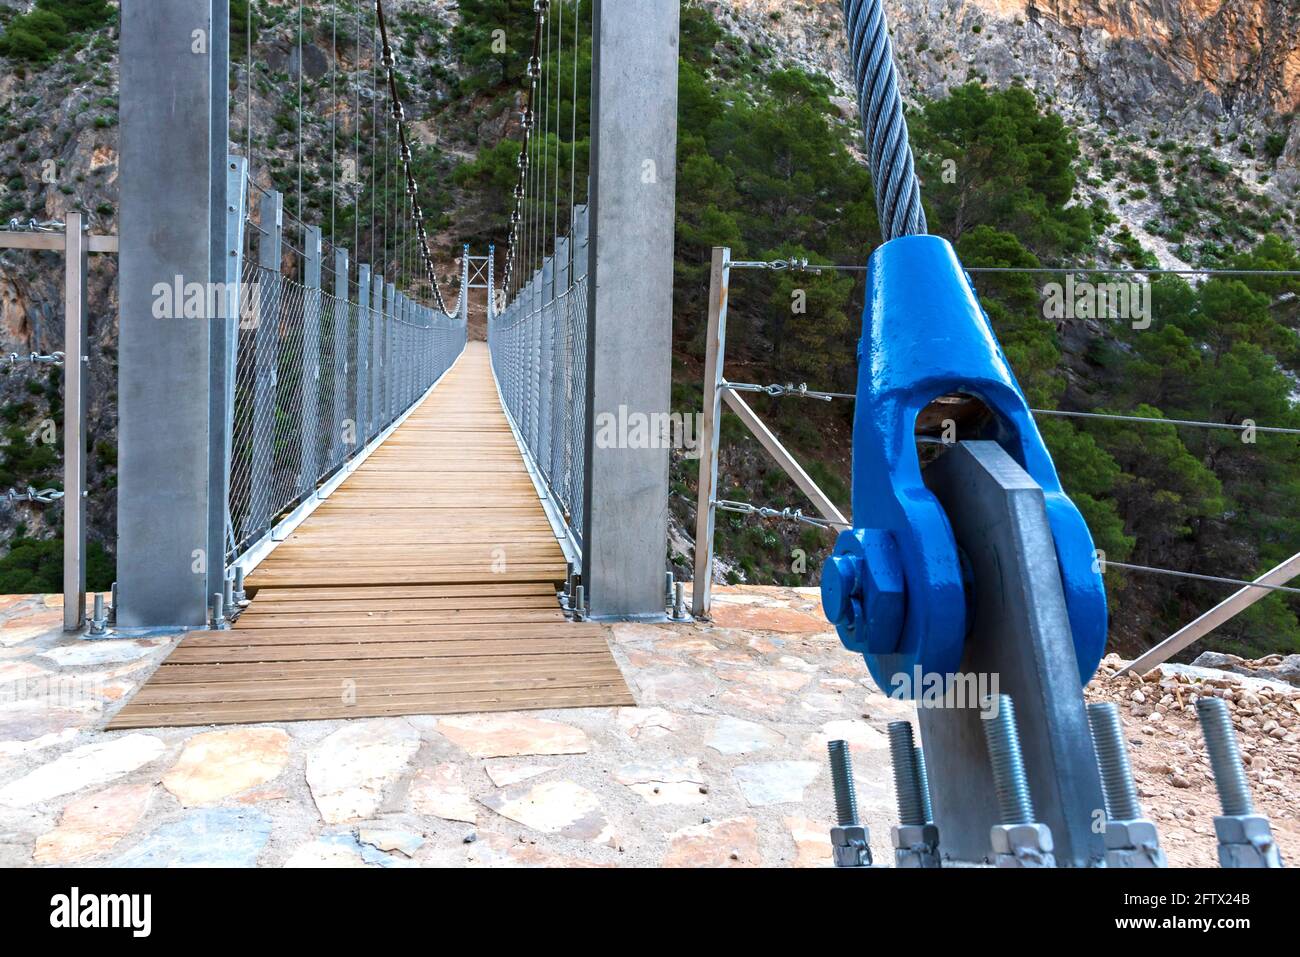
[237,595,560,614]
[179,624,610,646]
[164,638,611,663]
[146,653,622,683]
[108,685,637,729]
[248,583,558,601]
[129,669,628,704]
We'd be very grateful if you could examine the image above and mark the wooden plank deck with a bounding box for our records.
[109,343,634,729]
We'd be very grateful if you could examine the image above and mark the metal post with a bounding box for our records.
[62,212,89,631]
[116,0,228,628]
[217,155,247,575]
[370,273,384,438]
[356,263,370,450]
[300,226,323,498]
[385,281,396,423]
[537,254,555,479]
[919,442,1107,867]
[251,188,282,533]
[551,236,571,495]
[332,246,349,470]
[583,0,680,617]
[691,246,729,619]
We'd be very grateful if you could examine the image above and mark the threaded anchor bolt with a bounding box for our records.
[211,593,228,631]
[1087,701,1143,822]
[983,694,1035,826]
[108,581,117,625]
[671,581,689,621]
[827,739,859,827]
[914,745,933,824]
[1197,697,1254,817]
[887,721,926,826]
[89,592,107,636]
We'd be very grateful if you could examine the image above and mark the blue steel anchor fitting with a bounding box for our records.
[820,235,1107,693]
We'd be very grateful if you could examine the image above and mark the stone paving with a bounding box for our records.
[1,587,1296,867]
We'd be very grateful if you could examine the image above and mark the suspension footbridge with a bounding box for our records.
[110,343,632,729]
[3,0,1293,868]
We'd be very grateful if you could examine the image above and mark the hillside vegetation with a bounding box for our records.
[0,0,1296,660]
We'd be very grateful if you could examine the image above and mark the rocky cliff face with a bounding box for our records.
[710,0,1300,127]
[707,0,1299,264]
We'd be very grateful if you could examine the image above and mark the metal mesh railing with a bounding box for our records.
[488,233,589,551]
[227,256,466,561]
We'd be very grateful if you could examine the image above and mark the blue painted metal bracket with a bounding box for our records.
[821,235,1107,692]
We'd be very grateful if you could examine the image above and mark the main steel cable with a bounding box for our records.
[841,0,926,240]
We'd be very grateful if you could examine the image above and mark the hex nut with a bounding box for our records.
[859,532,905,654]
[1103,818,1160,851]
[891,823,940,851]
[831,824,872,867]
[1213,815,1283,867]
[1213,814,1275,846]
[990,822,1053,854]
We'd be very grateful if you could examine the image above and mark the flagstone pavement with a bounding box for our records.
[1,586,1295,867]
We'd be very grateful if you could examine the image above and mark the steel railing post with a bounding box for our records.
[538,254,555,483]
[692,246,730,618]
[370,273,384,439]
[62,211,89,631]
[356,264,371,454]
[332,246,349,470]
[251,188,282,538]
[552,236,571,502]
[215,155,247,575]
[300,226,323,499]
[385,281,396,424]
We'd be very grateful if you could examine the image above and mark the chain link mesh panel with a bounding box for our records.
[488,267,587,550]
[227,261,466,561]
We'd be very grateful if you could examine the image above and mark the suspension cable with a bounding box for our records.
[842,0,926,240]
[1106,561,1300,597]
[375,0,464,317]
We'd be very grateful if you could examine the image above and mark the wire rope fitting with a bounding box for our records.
[1086,701,1167,867]
[1196,697,1283,868]
[827,739,873,867]
[982,695,1055,867]
[820,236,1106,693]
[887,722,940,867]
